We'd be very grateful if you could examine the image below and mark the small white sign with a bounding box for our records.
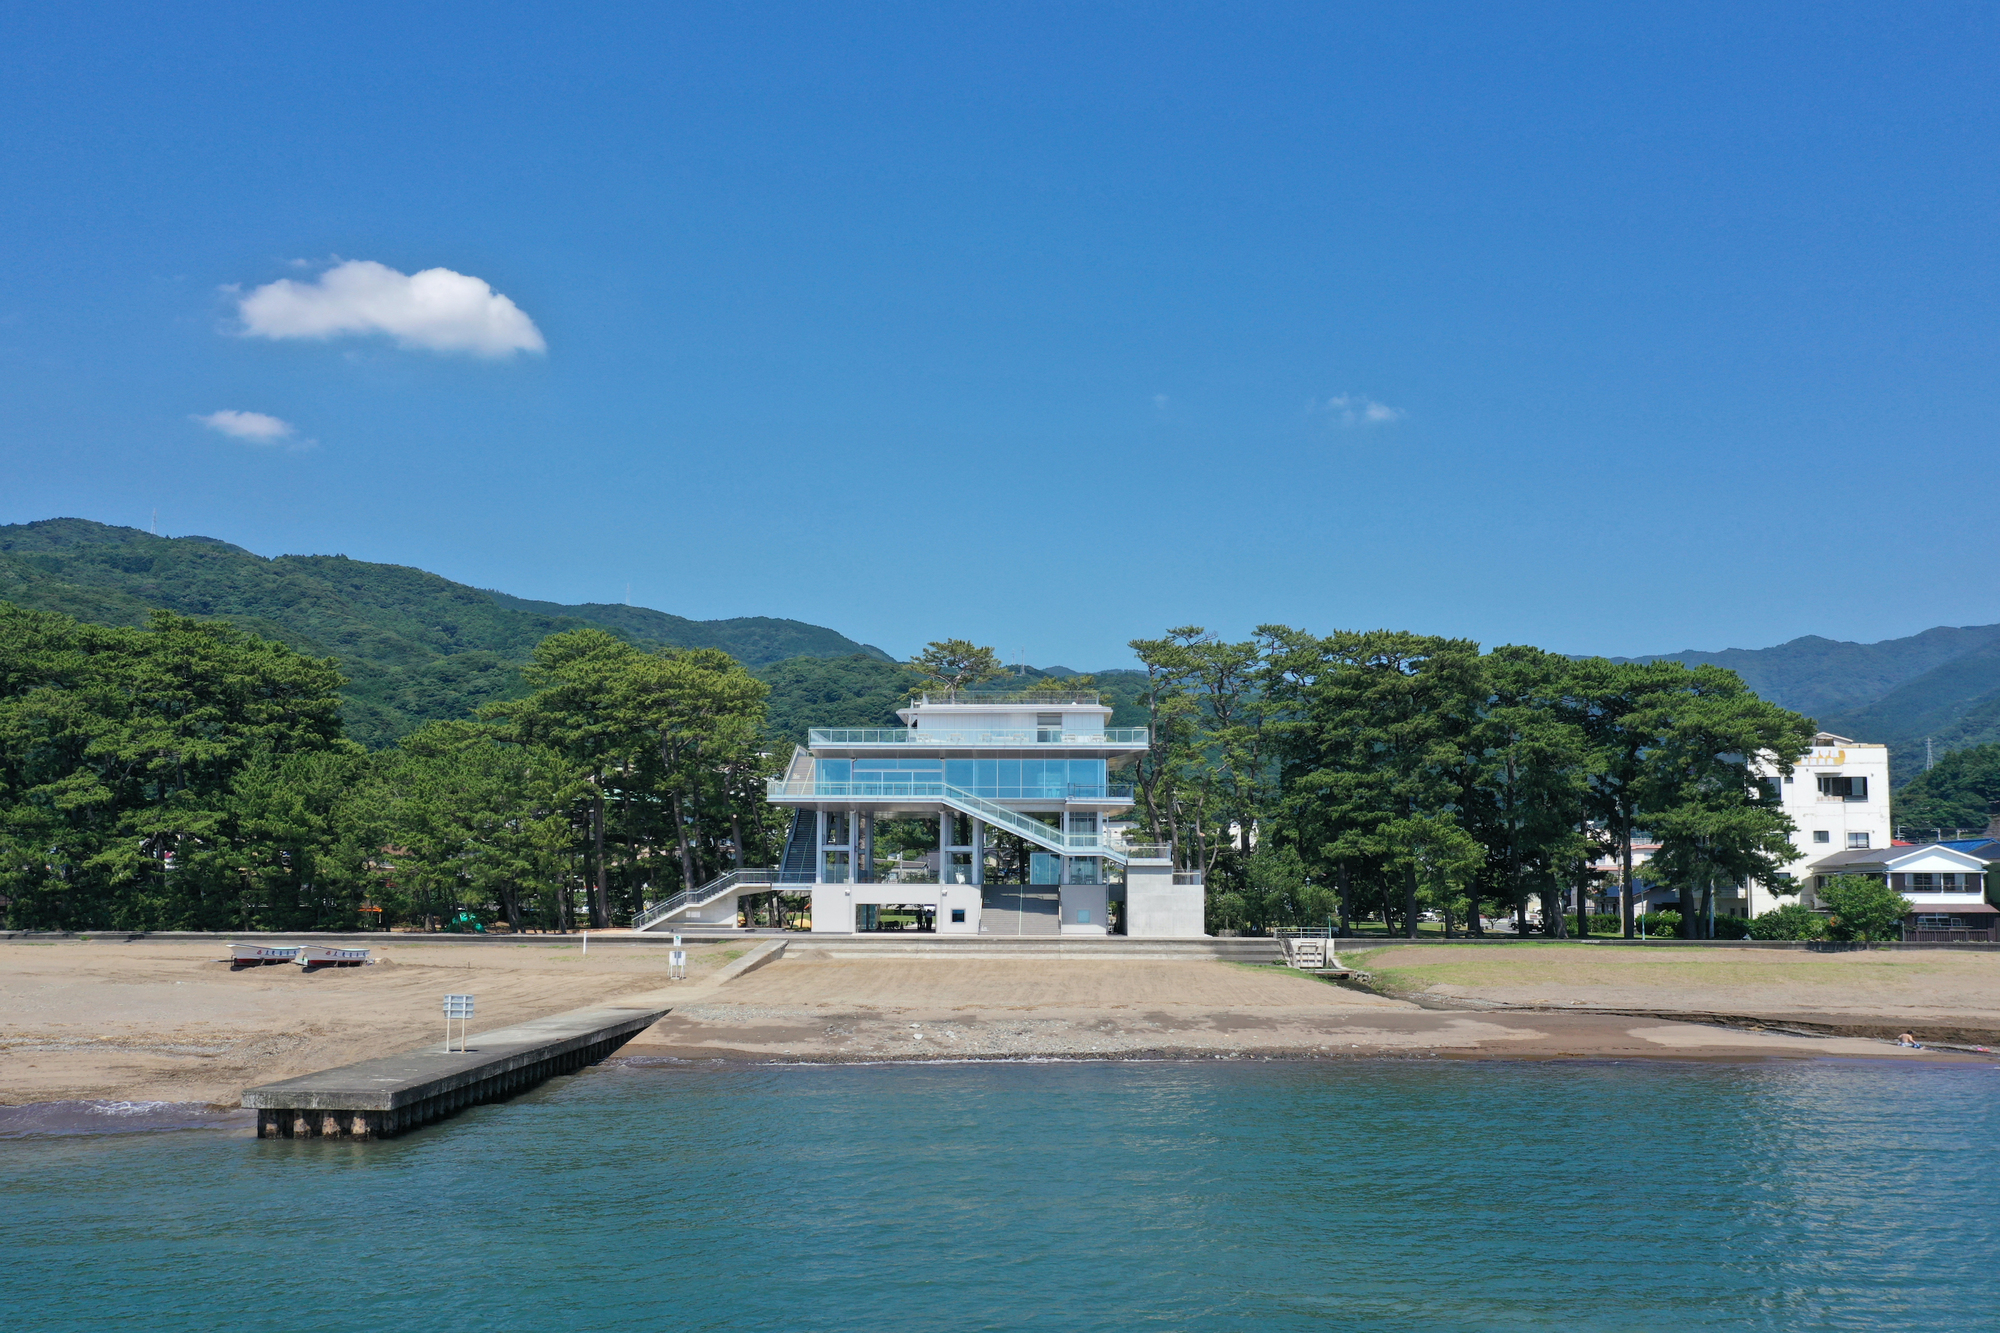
[669,949,687,980]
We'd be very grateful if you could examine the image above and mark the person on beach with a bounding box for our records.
[1897,1033,1923,1049]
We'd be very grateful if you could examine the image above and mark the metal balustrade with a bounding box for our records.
[633,866,778,931]
[916,690,1100,705]
[808,727,1149,746]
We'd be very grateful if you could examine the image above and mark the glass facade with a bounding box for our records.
[808,757,1110,798]
[945,758,1106,798]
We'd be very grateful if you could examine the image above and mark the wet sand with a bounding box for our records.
[3,939,1989,1108]
[618,948,1991,1065]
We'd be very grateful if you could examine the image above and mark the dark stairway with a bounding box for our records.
[778,809,817,884]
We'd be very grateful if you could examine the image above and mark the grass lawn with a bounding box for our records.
[1339,942,1999,1015]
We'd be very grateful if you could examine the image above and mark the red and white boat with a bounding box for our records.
[295,945,373,970]
[229,943,302,969]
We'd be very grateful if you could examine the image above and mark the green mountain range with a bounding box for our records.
[0,518,893,747]
[1626,625,2000,785]
[23,515,1985,783]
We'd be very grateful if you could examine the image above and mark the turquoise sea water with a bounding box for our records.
[4,1058,1996,1332]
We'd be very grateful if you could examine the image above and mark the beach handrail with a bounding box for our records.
[634,866,779,931]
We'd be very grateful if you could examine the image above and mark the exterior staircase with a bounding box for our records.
[936,784,1141,864]
[632,866,778,932]
[777,807,817,884]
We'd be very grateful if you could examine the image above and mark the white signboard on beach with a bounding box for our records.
[443,993,475,1052]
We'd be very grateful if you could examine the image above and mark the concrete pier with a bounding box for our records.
[242,1003,667,1140]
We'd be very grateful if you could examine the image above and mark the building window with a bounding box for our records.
[1847,832,1870,849]
[950,908,966,923]
[1076,908,1092,924]
[824,812,851,847]
[1818,775,1869,801]
[822,850,850,883]
[1037,712,1063,742]
[1813,830,1831,844]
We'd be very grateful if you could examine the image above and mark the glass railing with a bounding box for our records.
[767,780,1135,804]
[633,865,778,929]
[762,780,1137,862]
[808,727,1148,746]
[917,690,1099,705]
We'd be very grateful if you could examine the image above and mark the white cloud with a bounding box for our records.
[233,259,546,357]
[1316,394,1404,428]
[192,410,313,448]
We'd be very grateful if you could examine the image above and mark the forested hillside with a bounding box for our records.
[1892,742,2000,834]
[1626,623,2000,784]
[0,518,891,747]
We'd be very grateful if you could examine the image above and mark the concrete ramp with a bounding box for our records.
[242,1003,666,1140]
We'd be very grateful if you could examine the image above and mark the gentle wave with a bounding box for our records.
[0,1100,255,1138]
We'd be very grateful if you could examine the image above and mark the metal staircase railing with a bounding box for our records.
[633,866,779,932]
[933,785,1133,865]
[760,780,1161,867]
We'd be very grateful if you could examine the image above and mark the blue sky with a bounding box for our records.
[3,3,1996,669]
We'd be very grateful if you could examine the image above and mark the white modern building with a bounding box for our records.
[1741,731,1893,918]
[634,689,1207,937]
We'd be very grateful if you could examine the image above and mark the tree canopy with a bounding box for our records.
[1127,624,1816,939]
[1891,742,2000,835]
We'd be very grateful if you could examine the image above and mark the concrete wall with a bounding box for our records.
[938,883,981,934]
[676,894,741,928]
[1125,862,1206,938]
[812,883,977,934]
[810,885,853,933]
[1060,884,1108,935]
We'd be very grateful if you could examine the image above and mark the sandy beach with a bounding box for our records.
[0,938,749,1107]
[5,937,1992,1108]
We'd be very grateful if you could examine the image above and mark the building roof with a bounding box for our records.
[1806,844,1991,874]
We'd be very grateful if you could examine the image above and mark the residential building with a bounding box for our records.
[1744,731,1893,919]
[1799,843,1998,941]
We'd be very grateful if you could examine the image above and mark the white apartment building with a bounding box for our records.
[1744,731,1893,916]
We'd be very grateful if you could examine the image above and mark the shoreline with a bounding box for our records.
[5,940,1996,1112]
